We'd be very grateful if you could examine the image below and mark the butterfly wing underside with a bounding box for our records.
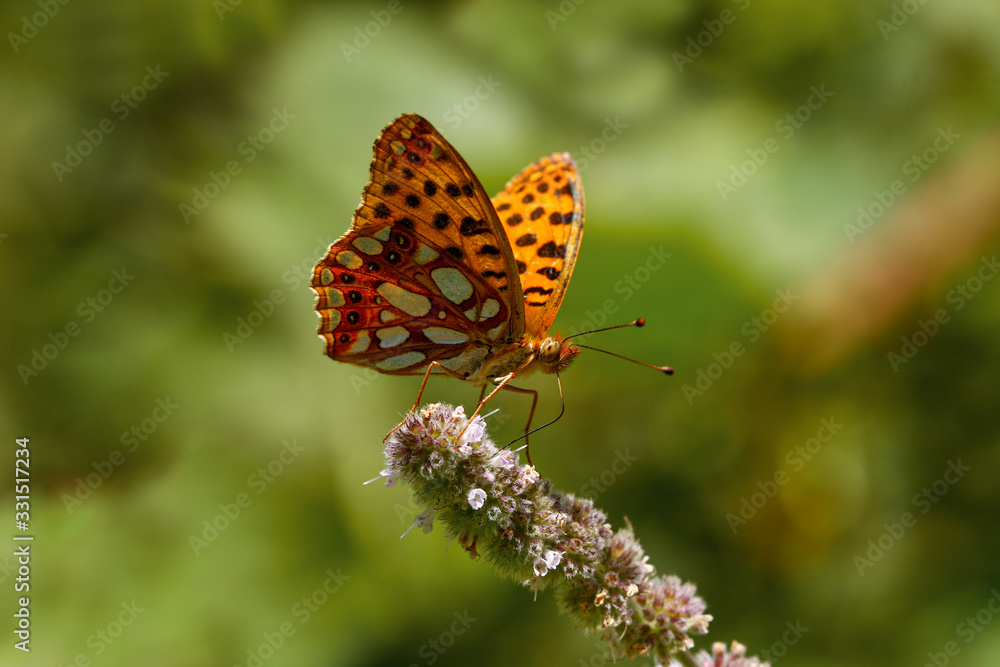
[491,153,584,337]
[311,114,525,376]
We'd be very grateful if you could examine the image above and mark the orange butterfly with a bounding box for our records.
[311,114,667,455]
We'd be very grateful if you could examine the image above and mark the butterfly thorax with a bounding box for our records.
[467,334,580,387]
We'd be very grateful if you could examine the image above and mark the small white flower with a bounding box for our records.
[494,450,517,470]
[533,549,563,577]
[467,488,487,510]
[459,416,486,446]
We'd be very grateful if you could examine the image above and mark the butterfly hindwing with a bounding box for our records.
[312,114,525,376]
[491,153,584,337]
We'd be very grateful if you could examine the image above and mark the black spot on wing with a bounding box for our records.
[460,217,489,236]
[537,241,565,258]
[536,267,560,280]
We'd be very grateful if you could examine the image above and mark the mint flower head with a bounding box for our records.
[673,641,770,667]
[381,403,768,666]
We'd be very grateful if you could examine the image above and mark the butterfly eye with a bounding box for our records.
[538,337,561,363]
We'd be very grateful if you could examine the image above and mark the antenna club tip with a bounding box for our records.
[634,317,646,327]
[662,366,674,375]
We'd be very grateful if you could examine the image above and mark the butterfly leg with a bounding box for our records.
[497,384,539,466]
[499,371,567,466]
[411,361,468,412]
[456,372,515,441]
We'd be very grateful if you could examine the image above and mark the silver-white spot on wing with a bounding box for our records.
[413,244,439,265]
[376,326,410,348]
[376,351,426,371]
[376,283,432,317]
[423,327,470,345]
[431,267,474,305]
[352,236,384,255]
[321,287,345,307]
[336,250,363,270]
[320,310,341,333]
[479,298,500,320]
[346,331,370,355]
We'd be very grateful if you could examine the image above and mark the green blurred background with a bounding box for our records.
[3,1,1000,665]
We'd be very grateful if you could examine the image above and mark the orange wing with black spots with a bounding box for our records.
[311,114,525,376]
[491,153,584,337]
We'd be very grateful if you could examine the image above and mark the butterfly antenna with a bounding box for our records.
[574,344,674,375]
[565,318,674,375]
[563,317,649,341]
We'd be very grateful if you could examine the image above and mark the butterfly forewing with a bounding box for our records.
[312,114,525,376]
[491,153,584,337]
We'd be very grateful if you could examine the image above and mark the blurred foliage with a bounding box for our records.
[2,0,1000,666]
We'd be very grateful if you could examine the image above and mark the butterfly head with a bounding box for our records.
[536,335,580,374]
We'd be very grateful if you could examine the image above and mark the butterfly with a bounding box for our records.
[311,114,663,454]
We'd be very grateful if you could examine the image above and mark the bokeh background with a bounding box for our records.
[3,1,1000,665]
